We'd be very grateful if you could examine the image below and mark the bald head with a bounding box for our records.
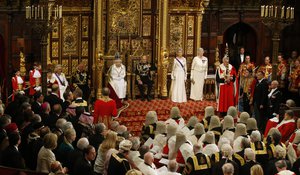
[168,159,178,172]
[271,80,279,89]
[144,152,154,165]
[102,87,110,96]
[52,84,59,93]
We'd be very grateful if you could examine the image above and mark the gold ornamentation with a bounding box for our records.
[161,49,169,97]
[143,15,151,36]
[132,39,144,56]
[169,16,185,54]
[169,0,202,9]
[188,16,194,36]
[120,40,130,53]
[72,59,78,73]
[143,39,152,50]
[143,0,151,9]
[62,16,78,56]
[52,59,58,66]
[52,25,59,38]
[108,0,141,35]
[52,42,59,57]
[214,47,220,69]
[82,41,89,57]
[62,59,69,75]
[82,16,89,37]
[107,39,118,55]
[19,51,26,77]
[187,40,194,55]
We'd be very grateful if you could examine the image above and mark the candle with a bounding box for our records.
[31,5,34,19]
[261,5,265,17]
[35,6,37,19]
[271,6,274,17]
[59,6,62,18]
[275,6,277,18]
[41,6,43,20]
[37,5,39,19]
[281,6,285,18]
[286,7,290,19]
[265,5,269,17]
[291,7,295,19]
[48,5,51,20]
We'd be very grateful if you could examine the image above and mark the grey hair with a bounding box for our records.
[244,148,256,161]
[222,163,234,175]
[77,137,89,150]
[56,118,67,130]
[130,137,141,151]
[250,130,261,142]
[62,122,73,133]
[222,55,229,62]
[197,48,204,53]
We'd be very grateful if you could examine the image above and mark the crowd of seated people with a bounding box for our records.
[0,82,299,175]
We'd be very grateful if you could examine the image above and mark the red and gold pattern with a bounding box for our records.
[258,64,272,79]
[238,62,255,77]
[277,61,287,88]
[289,66,300,92]
[117,99,217,136]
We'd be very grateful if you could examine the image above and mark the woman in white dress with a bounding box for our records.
[53,64,68,100]
[190,48,208,101]
[170,48,187,103]
[108,58,127,99]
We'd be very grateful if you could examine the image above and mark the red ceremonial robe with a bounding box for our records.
[276,119,296,142]
[216,63,237,112]
[108,83,123,109]
[11,75,25,101]
[29,69,42,95]
[264,117,279,137]
[93,98,117,128]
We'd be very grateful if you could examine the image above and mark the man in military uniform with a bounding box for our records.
[135,55,155,101]
[71,63,90,101]
[182,143,211,175]
[107,139,132,175]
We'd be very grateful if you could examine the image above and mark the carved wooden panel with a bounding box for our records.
[52,25,59,38]
[188,16,194,36]
[61,59,69,74]
[72,59,78,73]
[143,0,151,9]
[108,0,141,35]
[169,0,202,9]
[143,15,151,36]
[187,40,194,55]
[52,42,59,57]
[82,16,89,37]
[169,15,185,54]
[62,16,79,56]
[81,41,89,57]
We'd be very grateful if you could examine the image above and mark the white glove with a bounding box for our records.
[19,91,25,95]
[34,86,42,92]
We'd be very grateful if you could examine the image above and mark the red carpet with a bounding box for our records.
[116,99,217,136]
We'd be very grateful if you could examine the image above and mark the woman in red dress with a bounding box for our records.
[93,88,118,128]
